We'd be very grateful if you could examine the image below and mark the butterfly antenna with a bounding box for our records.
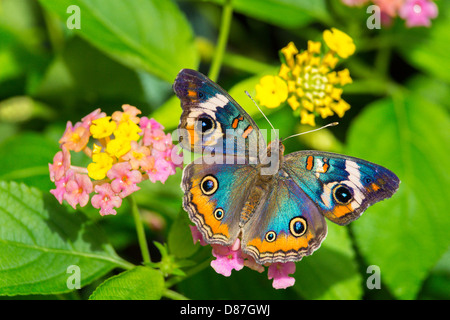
[282,122,339,142]
[245,90,279,139]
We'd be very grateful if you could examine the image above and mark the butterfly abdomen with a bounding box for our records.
[239,179,271,227]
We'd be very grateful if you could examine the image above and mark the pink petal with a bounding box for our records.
[91,183,122,216]
[210,242,245,277]
[189,225,207,246]
[268,262,296,289]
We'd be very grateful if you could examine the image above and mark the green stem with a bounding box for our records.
[128,195,151,264]
[374,45,391,80]
[163,289,190,300]
[208,0,233,82]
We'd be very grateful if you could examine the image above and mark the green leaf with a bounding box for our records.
[406,75,450,111]
[38,0,199,82]
[419,248,450,299]
[0,132,59,192]
[0,0,51,86]
[168,210,199,259]
[89,266,164,300]
[346,93,450,299]
[293,224,362,300]
[151,95,181,130]
[0,181,131,296]
[209,0,330,28]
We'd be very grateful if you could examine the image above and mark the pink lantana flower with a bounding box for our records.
[268,262,296,289]
[107,162,142,197]
[80,108,106,129]
[341,0,369,6]
[145,157,173,184]
[210,239,245,277]
[50,169,74,204]
[49,146,71,182]
[112,104,142,124]
[189,225,207,246]
[144,128,171,151]
[64,173,93,209]
[152,143,183,175]
[373,0,404,17]
[59,121,90,152]
[140,117,165,146]
[399,0,438,27]
[91,183,122,216]
[122,141,151,170]
[140,116,164,132]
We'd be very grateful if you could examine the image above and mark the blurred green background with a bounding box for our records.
[0,0,448,300]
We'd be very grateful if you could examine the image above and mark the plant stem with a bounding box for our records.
[128,195,151,264]
[208,0,233,82]
[375,45,391,80]
[163,289,189,300]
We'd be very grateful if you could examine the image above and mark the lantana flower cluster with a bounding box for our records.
[342,0,438,27]
[255,28,354,127]
[190,226,296,289]
[49,105,182,215]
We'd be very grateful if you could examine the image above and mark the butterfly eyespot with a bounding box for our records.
[289,217,307,237]
[200,175,218,195]
[214,208,224,220]
[333,184,353,205]
[265,231,277,242]
[196,114,215,134]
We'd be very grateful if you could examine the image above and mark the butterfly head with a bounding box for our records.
[258,139,285,177]
[266,139,285,159]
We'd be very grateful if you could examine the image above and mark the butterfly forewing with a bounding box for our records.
[173,69,265,161]
[283,151,400,225]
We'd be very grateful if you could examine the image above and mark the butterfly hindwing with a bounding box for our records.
[283,151,400,225]
[241,174,327,264]
[181,157,259,246]
[174,69,264,159]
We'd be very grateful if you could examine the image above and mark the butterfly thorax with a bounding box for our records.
[256,139,285,178]
[266,139,285,163]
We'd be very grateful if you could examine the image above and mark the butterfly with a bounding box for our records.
[173,69,400,264]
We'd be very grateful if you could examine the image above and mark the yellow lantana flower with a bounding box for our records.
[87,152,114,180]
[323,28,356,59]
[255,29,354,127]
[106,137,132,158]
[113,119,142,142]
[280,42,298,68]
[300,110,316,127]
[255,75,288,109]
[90,116,116,139]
